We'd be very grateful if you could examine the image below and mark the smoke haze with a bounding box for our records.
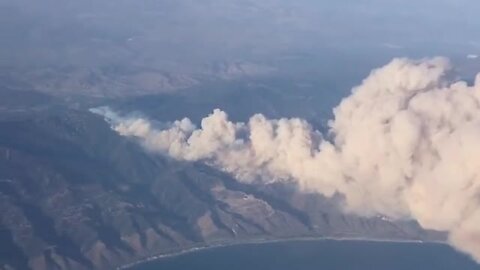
[92,57,480,261]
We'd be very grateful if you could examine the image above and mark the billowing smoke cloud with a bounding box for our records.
[91,57,480,262]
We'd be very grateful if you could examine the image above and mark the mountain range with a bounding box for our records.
[0,89,443,270]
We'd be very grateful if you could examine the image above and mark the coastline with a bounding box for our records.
[117,236,446,270]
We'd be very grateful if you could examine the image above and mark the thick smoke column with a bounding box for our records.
[92,57,480,261]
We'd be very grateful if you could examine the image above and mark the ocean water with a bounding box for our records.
[131,240,480,270]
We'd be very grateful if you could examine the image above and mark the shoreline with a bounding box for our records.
[117,236,446,269]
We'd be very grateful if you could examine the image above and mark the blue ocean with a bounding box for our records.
[131,240,480,270]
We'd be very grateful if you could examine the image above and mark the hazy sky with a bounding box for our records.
[1,0,479,69]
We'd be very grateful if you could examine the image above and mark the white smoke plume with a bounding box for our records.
[91,57,480,262]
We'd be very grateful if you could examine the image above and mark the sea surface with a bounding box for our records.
[130,239,480,270]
